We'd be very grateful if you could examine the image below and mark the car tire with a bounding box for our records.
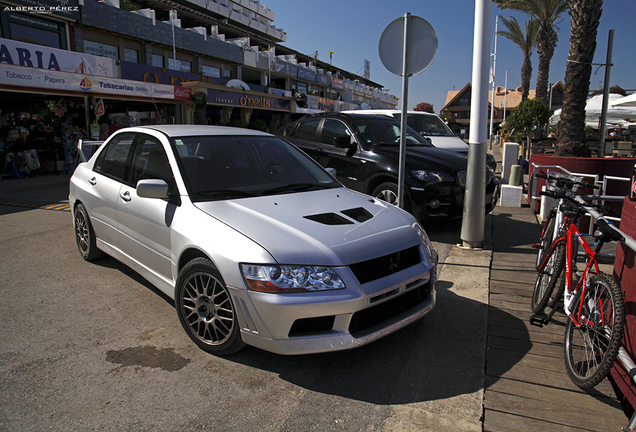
[372,182,399,206]
[175,258,245,355]
[74,203,103,261]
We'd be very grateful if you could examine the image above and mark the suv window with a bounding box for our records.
[292,119,320,140]
[93,133,136,181]
[320,119,351,145]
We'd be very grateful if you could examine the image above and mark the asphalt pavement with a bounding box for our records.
[0,153,626,430]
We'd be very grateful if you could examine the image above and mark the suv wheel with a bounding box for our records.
[372,182,398,205]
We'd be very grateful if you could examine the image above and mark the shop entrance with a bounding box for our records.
[0,91,177,179]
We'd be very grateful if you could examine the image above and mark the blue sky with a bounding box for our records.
[264,0,636,114]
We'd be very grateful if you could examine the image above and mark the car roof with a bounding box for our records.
[300,112,399,121]
[342,110,439,117]
[118,124,273,138]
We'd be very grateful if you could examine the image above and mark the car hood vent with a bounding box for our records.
[304,213,354,225]
[304,207,375,225]
[341,207,373,222]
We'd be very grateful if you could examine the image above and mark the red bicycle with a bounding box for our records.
[531,173,625,389]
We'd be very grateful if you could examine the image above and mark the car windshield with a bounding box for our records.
[172,135,340,202]
[349,117,432,147]
[394,113,455,137]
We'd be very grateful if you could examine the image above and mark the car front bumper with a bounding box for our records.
[407,177,500,220]
[229,262,436,355]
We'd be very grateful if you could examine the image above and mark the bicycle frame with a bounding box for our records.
[537,218,601,326]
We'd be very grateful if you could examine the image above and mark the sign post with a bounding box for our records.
[379,14,438,209]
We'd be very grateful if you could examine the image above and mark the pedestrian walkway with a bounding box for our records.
[483,204,627,431]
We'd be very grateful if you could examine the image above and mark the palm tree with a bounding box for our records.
[555,0,603,156]
[495,0,569,104]
[497,16,539,100]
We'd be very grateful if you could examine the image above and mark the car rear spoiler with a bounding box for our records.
[77,138,105,163]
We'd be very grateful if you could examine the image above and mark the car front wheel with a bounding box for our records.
[372,182,399,206]
[175,258,245,355]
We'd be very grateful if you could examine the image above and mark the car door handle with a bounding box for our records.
[88,177,97,186]
[120,191,132,202]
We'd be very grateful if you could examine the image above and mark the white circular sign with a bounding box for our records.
[379,15,438,77]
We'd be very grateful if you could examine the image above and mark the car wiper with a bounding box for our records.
[263,183,333,195]
[196,189,256,198]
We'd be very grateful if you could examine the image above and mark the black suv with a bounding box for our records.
[276,112,499,221]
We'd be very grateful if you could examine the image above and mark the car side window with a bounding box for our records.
[128,135,173,186]
[280,123,297,137]
[93,133,136,182]
[319,119,352,146]
[292,119,320,141]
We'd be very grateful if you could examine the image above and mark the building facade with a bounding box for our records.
[0,0,398,176]
[441,82,564,139]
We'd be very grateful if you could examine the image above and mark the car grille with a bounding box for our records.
[348,280,432,337]
[348,245,421,285]
[458,170,467,186]
[457,169,493,186]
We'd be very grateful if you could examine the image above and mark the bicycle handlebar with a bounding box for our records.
[536,170,599,191]
[539,173,624,242]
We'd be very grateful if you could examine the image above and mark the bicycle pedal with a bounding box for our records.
[530,313,548,327]
[531,243,541,249]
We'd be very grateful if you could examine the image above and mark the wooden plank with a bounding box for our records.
[483,409,583,432]
[487,335,564,358]
[488,324,565,342]
[489,293,531,306]
[487,347,565,374]
[484,391,625,431]
[490,299,534,313]
[490,269,539,283]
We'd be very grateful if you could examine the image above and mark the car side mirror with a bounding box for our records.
[326,167,337,177]
[137,179,169,199]
[333,136,355,149]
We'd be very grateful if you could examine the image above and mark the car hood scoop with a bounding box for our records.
[304,207,373,225]
[193,188,419,266]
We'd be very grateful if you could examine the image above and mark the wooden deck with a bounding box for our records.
[484,206,628,431]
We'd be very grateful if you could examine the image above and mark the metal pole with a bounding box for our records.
[489,15,498,150]
[398,12,411,210]
[503,70,507,125]
[461,0,490,249]
[598,29,614,157]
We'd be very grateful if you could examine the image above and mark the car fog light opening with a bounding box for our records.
[241,264,345,293]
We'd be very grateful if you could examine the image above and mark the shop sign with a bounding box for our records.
[297,66,316,82]
[273,58,297,76]
[0,37,115,77]
[317,97,335,112]
[174,86,192,101]
[121,61,227,87]
[0,63,177,100]
[192,91,208,105]
[207,89,290,111]
[83,41,118,62]
[332,77,345,90]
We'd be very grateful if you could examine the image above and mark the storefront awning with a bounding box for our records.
[0,63,191,102]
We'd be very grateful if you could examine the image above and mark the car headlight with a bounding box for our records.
[241,264,346,293]
[413,222,438,265]
[412,170,455,184]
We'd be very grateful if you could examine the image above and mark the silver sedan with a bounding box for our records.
[69,125,437,355]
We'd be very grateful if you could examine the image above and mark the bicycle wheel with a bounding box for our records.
[564,273,625,389]
[536,213,556,271]
[531,240,565,314]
